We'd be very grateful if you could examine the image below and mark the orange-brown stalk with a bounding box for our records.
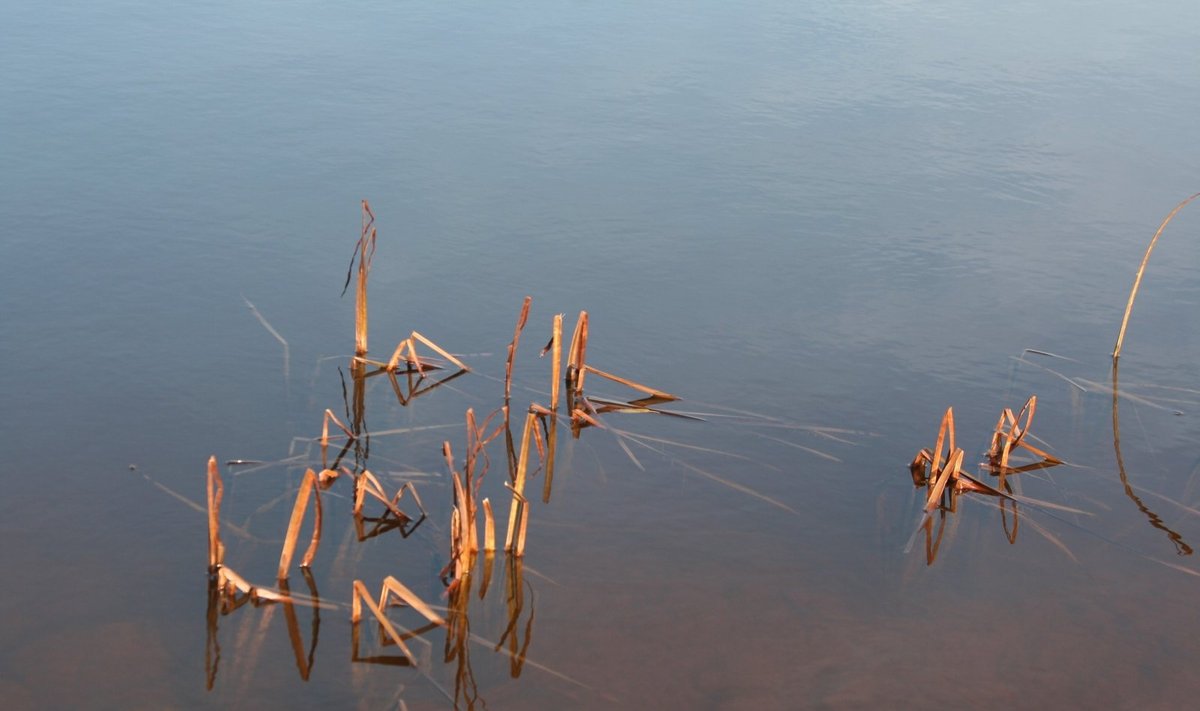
[504,411,537,554]
[582,365,678,401]
[1114,191,1200,360]
[354,200,376,358]
[482,498,495,552]
[505,296,532,403]
[277,469,322,579]
[567,311,589,395]
[206,456,225,570]
[550,314,563,412]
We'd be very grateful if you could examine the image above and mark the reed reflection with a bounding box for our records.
[204,569,324,688]
[1110,363,1192,555]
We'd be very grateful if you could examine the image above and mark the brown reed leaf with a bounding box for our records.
[582,364,678,401]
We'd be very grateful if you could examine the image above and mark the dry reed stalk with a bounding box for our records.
[352,580,417,665]
[407,336,424,376]
[515,492,531,558]
[924,449,963,512]
[207,456,225,570]
[582,365,678,401]
[543,315,562,502]
[504,411,537,554]
[445,441,476,564]
[277,469,322,579]
[908,408,966,513]
[550,314,563,411]
[985,396,1062,486]
[482,498,495,552]
[1114,191,1200,360]
[932,407,955,476]
[566,311,589,394]
[352,200,377,358]
[505,296,532,403]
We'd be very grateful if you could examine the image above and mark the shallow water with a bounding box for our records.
[4,1,1200,708]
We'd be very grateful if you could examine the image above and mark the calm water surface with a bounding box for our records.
[4,1,1200,708]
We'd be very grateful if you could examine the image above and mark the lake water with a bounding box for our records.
[4,1,1200,708]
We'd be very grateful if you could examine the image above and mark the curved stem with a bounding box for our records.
[1113,192,1200,360]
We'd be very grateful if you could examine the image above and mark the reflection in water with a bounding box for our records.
[345,554,535,710]
[205,570,323,688]
[278,572,321,681]
[1110,364,1193,556]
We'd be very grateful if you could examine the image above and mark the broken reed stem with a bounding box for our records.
[207,456,225,570]
[504,411,537,554]
[355,200,376,359]
[506,296,532,403]
[925,449,964,512]
[483,498,495,552]
[1113,191,1200,360]
[932,407,955,475]
[550,314,563,412]
[445,442,477,563]
[277,469,322,579]
[567,311,589,395]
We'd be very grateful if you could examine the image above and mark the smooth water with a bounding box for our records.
[4,1,1200,708]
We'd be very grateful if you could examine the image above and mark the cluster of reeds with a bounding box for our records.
[206,456,325,606]
[563,311,680,437]
[910,397,1062,513]
[207,205,673,696]
[906,396,1073,564]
